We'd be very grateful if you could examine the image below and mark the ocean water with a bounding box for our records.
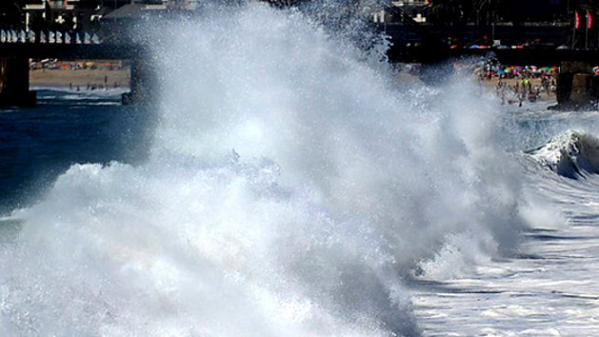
[1,3,599,337]
[0,90,151,214]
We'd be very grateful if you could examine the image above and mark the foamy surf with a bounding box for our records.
[411,129,599,337]
[1,2,592,337]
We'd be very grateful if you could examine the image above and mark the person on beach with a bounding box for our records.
[522,78,531,94]
[541,76,550,94]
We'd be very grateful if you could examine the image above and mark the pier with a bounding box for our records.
[383,20,599,108]
[0,30,149,107]
[0,0,165,108]
[1,1,599,108]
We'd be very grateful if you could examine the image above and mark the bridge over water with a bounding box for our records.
[0,29,147,106]
[1,22,599,107]
[388,40,599,108]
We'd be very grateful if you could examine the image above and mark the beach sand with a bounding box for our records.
[30,68,130,89]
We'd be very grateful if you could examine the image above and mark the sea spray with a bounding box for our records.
[1,2,531,336]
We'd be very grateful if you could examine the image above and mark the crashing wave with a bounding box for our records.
[528,130,599,178]
[0,3,530,337]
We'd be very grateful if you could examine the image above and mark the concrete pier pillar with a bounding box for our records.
[556,72,573,104]
[570,73,593,105]
[122,59,155,105]
[554,61,599,108]
[0,57,36,107]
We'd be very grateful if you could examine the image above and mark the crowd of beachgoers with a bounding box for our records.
[494,77,556,106]
[476,63,560,80]
[475,62,559,106]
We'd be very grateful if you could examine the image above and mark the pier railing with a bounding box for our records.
[0,30,102,45]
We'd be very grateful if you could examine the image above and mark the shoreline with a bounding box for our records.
[29,67,561,109]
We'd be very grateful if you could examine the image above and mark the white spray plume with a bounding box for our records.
[0,3,529,337]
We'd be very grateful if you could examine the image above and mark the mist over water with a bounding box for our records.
[0,3,541,336]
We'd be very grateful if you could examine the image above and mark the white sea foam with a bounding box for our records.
[0,3,533,336]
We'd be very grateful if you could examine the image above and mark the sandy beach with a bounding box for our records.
[29,68,130,90]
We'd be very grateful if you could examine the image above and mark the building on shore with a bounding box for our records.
[18,1,198,33]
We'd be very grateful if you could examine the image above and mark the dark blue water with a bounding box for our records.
[0,90,153,214]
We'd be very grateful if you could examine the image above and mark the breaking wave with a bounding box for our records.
[0,3,534,336]
[528,130,599,179]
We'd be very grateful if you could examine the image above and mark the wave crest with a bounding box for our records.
[529,130,599,178]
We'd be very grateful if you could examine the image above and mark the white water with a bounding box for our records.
[1,3,598,337]
[530,130,599,178]
[413,131,599,336]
